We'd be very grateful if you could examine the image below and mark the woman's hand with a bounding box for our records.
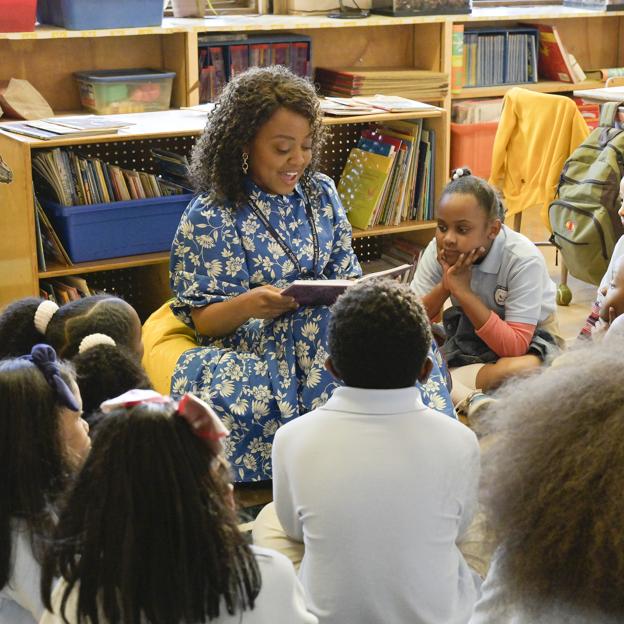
[245,285,298,320]
[445,247,485,296]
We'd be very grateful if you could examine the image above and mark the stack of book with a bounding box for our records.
[315,67,448,101]
[34,194,72,271]
[337,120,435,231]
[32,148,188,207]
[362,236,423,283]
[0,115,134,141]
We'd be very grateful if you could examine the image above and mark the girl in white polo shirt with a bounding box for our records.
[411,168,560,407]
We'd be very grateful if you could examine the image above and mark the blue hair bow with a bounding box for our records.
[20,344,80,412]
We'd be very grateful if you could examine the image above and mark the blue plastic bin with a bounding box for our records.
[37,0,164,30]
[41,193,193,263]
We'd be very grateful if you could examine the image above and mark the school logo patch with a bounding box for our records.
[494,286,509,306]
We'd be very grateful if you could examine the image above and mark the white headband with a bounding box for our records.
[34,300,59,335]
[78,333,116,354]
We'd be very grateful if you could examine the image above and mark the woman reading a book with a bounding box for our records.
[166,66,454,481]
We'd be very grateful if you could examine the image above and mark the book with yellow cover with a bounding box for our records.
[337,147,395,230]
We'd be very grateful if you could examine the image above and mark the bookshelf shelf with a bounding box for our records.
[453,79,606,100]
[353,221,437,239]
[38,252,170,279]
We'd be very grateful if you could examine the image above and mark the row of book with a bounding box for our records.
[337,119,435,231]
[462,28,538,88]
[198,35,310,103]
[451,23,589,93]
[315,67,448,101]
[39,275,95,304]
[32,148,188,207]
[361,236,423,284]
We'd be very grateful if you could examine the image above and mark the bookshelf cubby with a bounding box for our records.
[0,106,445,312]
[2,7,624,312]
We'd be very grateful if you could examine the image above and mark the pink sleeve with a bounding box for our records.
[476,311,536,357]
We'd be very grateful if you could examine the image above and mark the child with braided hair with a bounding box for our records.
[0,296,151,427]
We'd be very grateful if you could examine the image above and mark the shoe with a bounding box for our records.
[456,390,496,433]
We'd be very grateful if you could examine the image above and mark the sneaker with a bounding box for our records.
[456,391,496,433]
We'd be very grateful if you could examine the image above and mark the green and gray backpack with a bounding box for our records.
[549,102,624,286]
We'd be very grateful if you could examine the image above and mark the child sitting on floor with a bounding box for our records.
[410,168,560,412]
[0,345,90,624]
[264,278,481,624]
[0,296,151,427]
[40,390,317,624]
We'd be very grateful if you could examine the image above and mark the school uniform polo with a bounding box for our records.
[411,224,556,326]
[0,524,47,624]
[272,386,481,624]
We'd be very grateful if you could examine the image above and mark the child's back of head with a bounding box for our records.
[42,395,260,624]
[0,296,151,427]
[0,345,89,589]
[328,278,432,389]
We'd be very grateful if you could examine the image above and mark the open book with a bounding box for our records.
[281,263,412,306]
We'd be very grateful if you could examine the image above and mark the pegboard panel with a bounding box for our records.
[84,263,170,322]
[60,136,198,173]
[352,236,382,262]
[320,123,373,182]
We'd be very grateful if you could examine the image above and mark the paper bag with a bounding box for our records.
[0,78,54,120]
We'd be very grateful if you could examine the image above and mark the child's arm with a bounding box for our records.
[410,239,448,319]
[447,249,537,357]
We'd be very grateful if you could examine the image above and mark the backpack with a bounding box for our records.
[549,102,624,286]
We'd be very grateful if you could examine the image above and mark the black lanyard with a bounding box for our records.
[247,186,320,279]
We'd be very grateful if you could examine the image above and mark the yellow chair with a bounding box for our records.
[142,301,196,395]
[489,87,590,304]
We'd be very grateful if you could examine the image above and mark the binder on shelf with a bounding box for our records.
[197,34,312,103]
[462,27,539,88]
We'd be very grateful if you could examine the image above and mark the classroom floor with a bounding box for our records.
[234,208,599,511]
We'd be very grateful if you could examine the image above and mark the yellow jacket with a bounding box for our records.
[489,87,589,228]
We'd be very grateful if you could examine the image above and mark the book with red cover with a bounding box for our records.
[281,264,412,306]
[527,23,576,83]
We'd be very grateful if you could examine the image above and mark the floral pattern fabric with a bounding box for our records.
[170,173,455,481]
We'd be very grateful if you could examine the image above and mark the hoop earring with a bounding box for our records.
[241,152,249,175]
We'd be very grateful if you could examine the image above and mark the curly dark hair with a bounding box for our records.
[328,279,432,389]
[444,167,506,222]
[72,344,152,429]
[46,295,139,359]
[0,297,44,358]
[0,295,140,360]
[190,65,327,204]
[42,402,261,624]
[480,339,624,617]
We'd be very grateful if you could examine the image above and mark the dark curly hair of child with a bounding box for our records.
[42,400,261,624]
[0,296,150,427]
[189,65,327,204]
[328,278,432,389]
[479,339,624,618]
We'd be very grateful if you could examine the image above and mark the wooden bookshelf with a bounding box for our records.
[1,8,624,311]
[0,106,445,308]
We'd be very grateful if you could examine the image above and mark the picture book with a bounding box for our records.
[281,263,412,306]
[337,147,395,230]
[527,23,584,83]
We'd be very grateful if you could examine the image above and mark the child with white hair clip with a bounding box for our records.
[0,296,151,429]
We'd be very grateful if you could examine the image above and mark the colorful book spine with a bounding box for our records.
[451,24,465,95]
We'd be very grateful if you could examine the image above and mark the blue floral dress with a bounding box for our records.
[170,173,454,481]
